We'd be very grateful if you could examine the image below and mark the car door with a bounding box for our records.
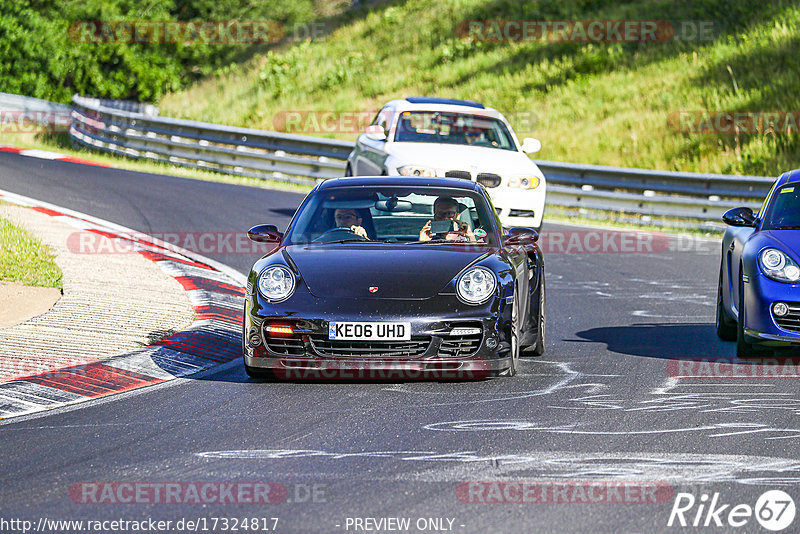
[727,180,780,317]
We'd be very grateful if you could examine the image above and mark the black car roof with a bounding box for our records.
[404,96,485,109]
[317,176,484,192]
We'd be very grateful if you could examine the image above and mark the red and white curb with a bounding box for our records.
[0,189,246,420]
[0,144,111,168]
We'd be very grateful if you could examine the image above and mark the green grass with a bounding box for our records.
[0,215,63,289]
[156,0,800,177]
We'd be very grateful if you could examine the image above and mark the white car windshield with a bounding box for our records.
[393,111,516,151]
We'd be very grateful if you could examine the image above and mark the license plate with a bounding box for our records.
[328,321,411,341]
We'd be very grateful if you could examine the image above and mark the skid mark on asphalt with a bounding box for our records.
[375,361,622,409]
[423,420,800,440]
[193,449,800,485]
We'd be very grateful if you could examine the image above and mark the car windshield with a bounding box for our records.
[393,111,516,151]
[763,184,800,230]
[283,186,499,246]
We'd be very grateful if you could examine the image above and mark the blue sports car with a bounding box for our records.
[717,170,800,357]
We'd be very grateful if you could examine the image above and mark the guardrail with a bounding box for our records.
[43,94,777,229]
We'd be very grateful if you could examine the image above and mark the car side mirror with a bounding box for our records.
[365,124,387,141]
[521,137,542,154]
[503,226,539,246]
[248,224,283,243]
[722,207,758,227]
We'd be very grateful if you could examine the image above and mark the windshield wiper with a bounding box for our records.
[772,226,800,230]
[408,240,485,245]
[316,239,392,244]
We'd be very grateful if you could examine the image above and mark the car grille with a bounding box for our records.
[439,330,482,357]
[509,209,535,218]
[309,336,429,358]
[774,303,800,333]
[476,173,501,188]
[445,170,472,180]
[264,336,305,356]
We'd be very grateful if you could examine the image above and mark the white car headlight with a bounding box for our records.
[398,165,436,177]
[759,248,800,283]
[507,175,540,189]
[257,265,296,301]
[457,267,497,305]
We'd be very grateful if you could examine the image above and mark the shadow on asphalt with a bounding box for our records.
[573,323,800,362]
[572,323,728,360]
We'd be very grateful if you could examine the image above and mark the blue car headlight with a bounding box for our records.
[758,248,800,283]
[257,265,295,301]
[457,267,497,305]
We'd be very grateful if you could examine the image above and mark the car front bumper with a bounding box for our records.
[488,186,546,229]
[243,293,514,379]
[743,271,800,346]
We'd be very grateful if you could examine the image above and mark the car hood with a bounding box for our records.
[757,230,800,259]
[385,142,543,177]
[285,244,491,299]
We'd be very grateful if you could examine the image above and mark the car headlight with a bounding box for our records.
[759,248,800,283]
[257,265,296,301]
[398,165,436,177]
[457,267,497,305]
[508,175,540,189]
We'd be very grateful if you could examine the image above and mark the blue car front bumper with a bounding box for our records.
[743,272,800,346]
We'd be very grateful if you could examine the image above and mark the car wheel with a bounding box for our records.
[344,164,353,177]
[716,263,737,341]
[530,271,546,356]
[736,274,759,359]
[245,364,275,379]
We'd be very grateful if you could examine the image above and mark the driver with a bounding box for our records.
[333,208,369,239]
[418,197,476,242]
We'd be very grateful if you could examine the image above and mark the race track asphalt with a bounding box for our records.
[1,152,798,533]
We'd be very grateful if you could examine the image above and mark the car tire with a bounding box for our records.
[716,264,737,341]
[736,274,760,359]
[505,329,518,377]
[245,364,276,379]
[530,271,546,356]
[503,293,519,376]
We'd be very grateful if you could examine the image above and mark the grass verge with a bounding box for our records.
[0,215,63,289]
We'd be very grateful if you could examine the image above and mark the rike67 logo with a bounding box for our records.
[668,490,796,531]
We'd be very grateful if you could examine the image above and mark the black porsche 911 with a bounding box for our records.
[242,176,545,380]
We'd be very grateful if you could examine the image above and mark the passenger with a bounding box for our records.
[418,197,476,242]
